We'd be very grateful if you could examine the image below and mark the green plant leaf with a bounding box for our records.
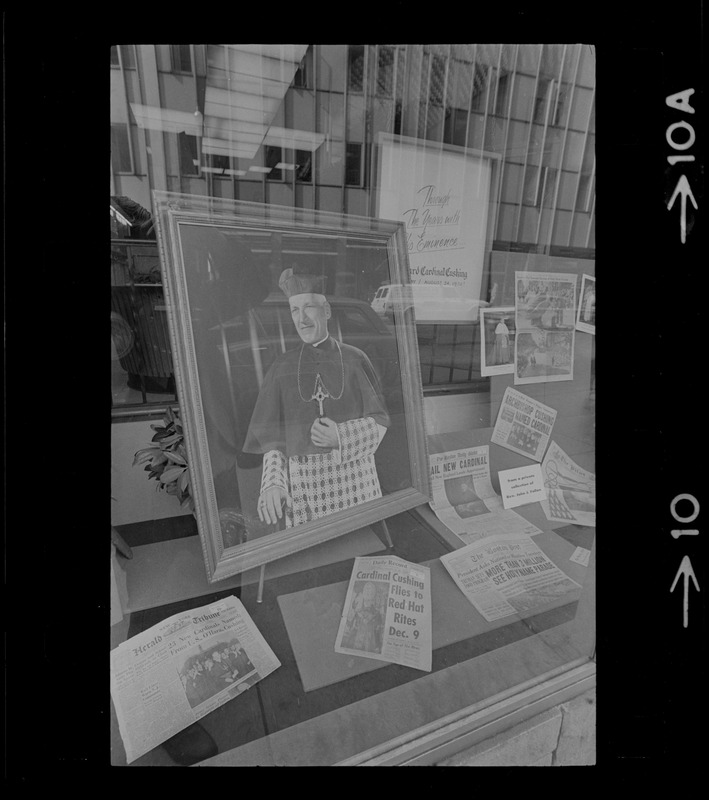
[180,494,193,510]
[178,468,189,493]
[160,466,186,484]
[133,448,158,466]
[165,451,187,466]
[150,423,166,432]
[151,453,168,467]
[158,434,182,447]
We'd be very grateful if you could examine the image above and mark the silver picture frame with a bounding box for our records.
[153,191,430,581]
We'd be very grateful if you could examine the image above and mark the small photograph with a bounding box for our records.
[515,331,573,382]
[515,278,576,332]
[177,635,257,709]
[506,422,542,457]
[480,306,515,376]
[443,475,489,518]
[339,579,388,654]
[575,274,596,335]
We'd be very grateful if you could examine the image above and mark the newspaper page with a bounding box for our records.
[335,555,432,672]
[491,386,558,462]
[540,440,596,526]
[440,534,582,622]
[110,595,280,764]
[429,446,542,543]
[515,271,577,384]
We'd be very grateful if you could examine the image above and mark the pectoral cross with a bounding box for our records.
[311,373,329,418]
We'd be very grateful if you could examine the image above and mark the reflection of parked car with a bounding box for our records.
[219,294,399,384]
[371,283,488,322]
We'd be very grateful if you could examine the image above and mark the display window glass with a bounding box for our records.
[110,43,595,767]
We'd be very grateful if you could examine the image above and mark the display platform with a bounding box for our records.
[278,528,586,692]
[124,526,386,613]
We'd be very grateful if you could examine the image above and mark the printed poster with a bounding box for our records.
[377,132,493,322]
[514,271,577,384]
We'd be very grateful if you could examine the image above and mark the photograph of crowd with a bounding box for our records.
[515,331,573,380]
[516,278,576,332]
[177,636,257,709]
[506,421,542,457]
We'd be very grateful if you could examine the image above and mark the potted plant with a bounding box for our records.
[133,406,194,513]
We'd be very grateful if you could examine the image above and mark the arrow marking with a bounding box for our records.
[670,555,700,628]
[671,529,699,539]
[667,175,698,244]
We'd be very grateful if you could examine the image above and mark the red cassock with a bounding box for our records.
[243,337,390,527]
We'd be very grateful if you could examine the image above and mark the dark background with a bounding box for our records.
[6,3,706,781]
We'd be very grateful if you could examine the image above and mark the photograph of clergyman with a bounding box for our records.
[165,210,424,576]
[339,580,388,654]
[480,306,515,376]
[243,268,391,530]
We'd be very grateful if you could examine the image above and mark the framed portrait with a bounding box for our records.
[152,191,430,582]
[480,306,515,377]
[575,274,596,335]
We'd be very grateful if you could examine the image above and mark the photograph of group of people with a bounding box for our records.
[515,330,574,381]
[507,421,543,457]
[178,637,257,709]
[516,278,576,331]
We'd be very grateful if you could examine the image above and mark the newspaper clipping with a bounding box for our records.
[440,533,581,622]
[491,386,557,462]
[429,446,542,543]
[515,271,577,384]
[335,555,432,672]
[110,595,280,764]
[540,440,596,526]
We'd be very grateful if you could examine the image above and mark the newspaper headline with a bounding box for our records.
[491,386,557,462]
[335,555,432,672]
[429,445,542,543]
[110,595,280,763]
[440,533,581,622]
